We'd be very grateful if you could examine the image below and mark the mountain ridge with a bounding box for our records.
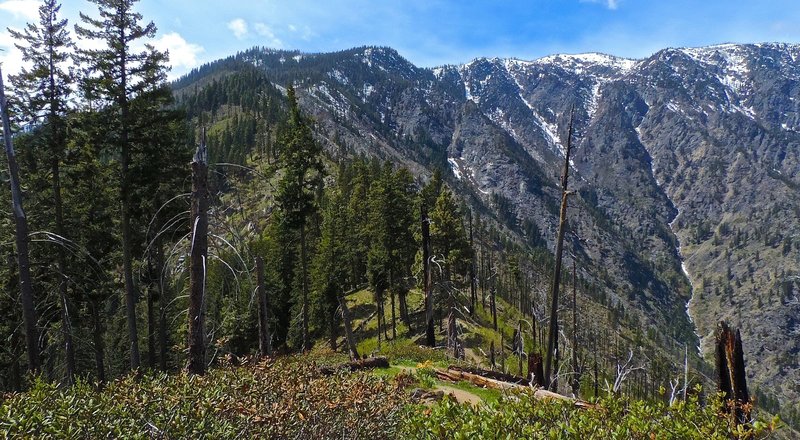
[173,41,800,420]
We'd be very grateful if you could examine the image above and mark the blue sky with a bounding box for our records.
[2,0,800,79]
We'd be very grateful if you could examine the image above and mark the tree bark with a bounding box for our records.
[157,244,169,371]
[256,256,272,357]
[119,45,141,371]
[422,204,435,347]
[187,133,208,375]
[469,210,476,316]
[716,321,750,426]
[300,222,310,352]
[338,294,360,360]
[147,255,156,369]
[544,110,574,390]
[91,299,106,383]
[389,268,396,340]
[0,68,40,373]
[571,260,580,396]
[491,284,497,331]
[398,288,409,325]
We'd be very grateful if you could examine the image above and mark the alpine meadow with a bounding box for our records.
[0,0,798,438]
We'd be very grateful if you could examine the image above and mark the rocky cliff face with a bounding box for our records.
[177,43,800,409]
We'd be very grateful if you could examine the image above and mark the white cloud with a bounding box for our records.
[580,0,619,10]
[227,18,248,40]
[0,30,24,75]
[0,0,39,21]
[253,23,283,48]
[153,32,204,71]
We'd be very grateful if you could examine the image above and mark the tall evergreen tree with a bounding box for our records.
[75,0,168,370]
[429,187,469,282]
[0,69,40,374]
[276,85,323,351]
[8,0,76,384]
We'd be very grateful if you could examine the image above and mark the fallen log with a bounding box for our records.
[319,356,389,375]
[433,367,596,410]
[447,365,529,385]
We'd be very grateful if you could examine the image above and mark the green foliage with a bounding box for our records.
[0,358,409,439]
[402,391,778,439]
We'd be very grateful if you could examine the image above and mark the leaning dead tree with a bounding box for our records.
[716,321,750,426]
[256,256,272,357]
[544,110,575,390]
[0,67,40,373]
[339,294,360,360]
[187,130,209,375]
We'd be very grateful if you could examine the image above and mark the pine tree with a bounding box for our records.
[8,0,75,383]
[75,0,169,370]
[0,69,40,374]
[312,189,349,350]
[276,85,323,351]
[429,187,469,282]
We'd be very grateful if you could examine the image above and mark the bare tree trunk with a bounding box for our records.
[119,69,141,371]
[146,288,155,369]
[716,322,750,426]
[300,222,309,352]
[52,137,74,385]
[187,133,208,375]
[256,256,272,357]
[422,204,434,347]
[571,260,580,396]
[157,244,169,371]
[147,254,156,370]
[398,288,409,325]
[447,310,459,358]
[491,284,497,331]
[469,210,476,316]
[338,294,360,360]
[544,111,574,390]
[490,340,496,371]
[376,286,383,350]
[91,300,106,383]
[0,69,40,373]
[390,269,396,340]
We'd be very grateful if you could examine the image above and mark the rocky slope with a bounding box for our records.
[174,43,800,412]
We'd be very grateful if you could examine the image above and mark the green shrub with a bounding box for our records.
[0,358,408,439]
[401,390,778,439]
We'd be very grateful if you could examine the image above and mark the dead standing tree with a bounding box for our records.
[0,68,40,373]
[187,131,209,375]
[544,109,575,390]
[422,204,435,347]
[716,321,751,426]
[256,256,272,357]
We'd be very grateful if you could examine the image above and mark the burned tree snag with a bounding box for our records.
[529,352,545,387]
[571,260,581,396]
[544,109,575,390]
[256,256,272,357]
[490,340,496,371]
[0,68,40,374]
[447,311,459,359]
[187,130,209,375]
[716,321,750,426]
[422,204,435,347]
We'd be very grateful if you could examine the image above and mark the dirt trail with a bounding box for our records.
[395,365,483,405]
[434,385,482,405]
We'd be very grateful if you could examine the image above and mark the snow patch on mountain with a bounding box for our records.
[448,157,463,180]
[534,52,638,74]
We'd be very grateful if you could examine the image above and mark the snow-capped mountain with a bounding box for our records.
[175,43,800,413]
